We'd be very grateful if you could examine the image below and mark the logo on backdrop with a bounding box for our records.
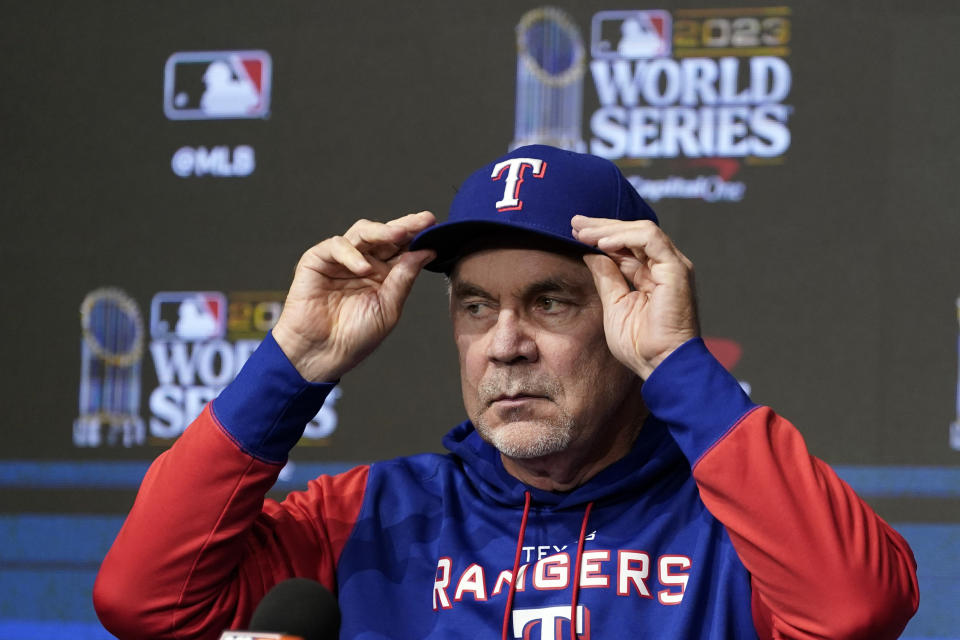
[164,50,272,120]
[164,50,269,178]
[150,292,227,341]
[592,10,672,59]
[510,7,587,152]
[75,288,340,448]
[74,288,146,447]
[511,7,794,202]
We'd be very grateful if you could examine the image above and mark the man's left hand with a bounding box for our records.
[572,215,699,380]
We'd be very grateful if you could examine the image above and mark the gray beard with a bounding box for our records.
[473,410,576,459]
[471,370,576,458]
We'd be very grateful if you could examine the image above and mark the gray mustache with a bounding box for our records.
[477,374,562,405]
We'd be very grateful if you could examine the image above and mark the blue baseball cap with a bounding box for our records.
[410,144,659,272]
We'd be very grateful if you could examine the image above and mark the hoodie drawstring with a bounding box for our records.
[501,494,595,640]
[502,491,532,640]
[570,501,594,639]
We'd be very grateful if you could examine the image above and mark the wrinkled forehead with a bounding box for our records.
[446,228,589,280]
[447,246,597,303]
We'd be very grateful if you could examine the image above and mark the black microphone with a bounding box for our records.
[220,578,340,640]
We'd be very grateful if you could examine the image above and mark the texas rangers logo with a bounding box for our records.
[513,605,589,640]
[492,157,547,211]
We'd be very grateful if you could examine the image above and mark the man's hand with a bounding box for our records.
[571,215,699,380]
[272,211,437,382]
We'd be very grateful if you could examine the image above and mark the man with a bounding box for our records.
[95,145,918,639]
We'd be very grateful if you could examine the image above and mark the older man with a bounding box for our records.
[95,145,918,639]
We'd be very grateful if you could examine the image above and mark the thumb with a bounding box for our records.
[379,249,436,320]
[583,253,630,309]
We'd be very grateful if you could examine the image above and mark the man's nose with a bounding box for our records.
[486,310,538,364]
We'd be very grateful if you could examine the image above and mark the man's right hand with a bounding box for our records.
[272,211,437,382]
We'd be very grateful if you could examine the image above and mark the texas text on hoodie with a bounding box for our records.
[94,334,919,639]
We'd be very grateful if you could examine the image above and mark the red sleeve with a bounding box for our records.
[93,404,368,640]
[693,407,919,639]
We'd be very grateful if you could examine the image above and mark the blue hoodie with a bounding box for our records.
[94,333,918,639]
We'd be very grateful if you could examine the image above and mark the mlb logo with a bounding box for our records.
[163,50,272,120]
[150,292,227,341]
[591,10,672,59]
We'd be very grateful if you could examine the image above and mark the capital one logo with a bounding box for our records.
[512,605,589,640]
[492,158,547,211]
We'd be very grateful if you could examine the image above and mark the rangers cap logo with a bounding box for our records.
[492,158,547,211]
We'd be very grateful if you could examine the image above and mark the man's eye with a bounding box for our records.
[464,302,488,316]
[537,297,565,313]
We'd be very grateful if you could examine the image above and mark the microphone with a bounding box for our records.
[219,578,341,640]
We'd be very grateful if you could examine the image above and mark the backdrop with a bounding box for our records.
[1,1,957,637]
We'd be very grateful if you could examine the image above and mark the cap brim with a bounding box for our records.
[410,220,604,273]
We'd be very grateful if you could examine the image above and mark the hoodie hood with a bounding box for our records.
[441,414,686,510]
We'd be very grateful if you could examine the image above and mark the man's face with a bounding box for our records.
[449,247,640,460]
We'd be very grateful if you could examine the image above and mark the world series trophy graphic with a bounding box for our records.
[510,7,586,152]
[74,287,146,447]
[952,297,960,451]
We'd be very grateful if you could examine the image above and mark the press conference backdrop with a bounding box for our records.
[1,1,957,637]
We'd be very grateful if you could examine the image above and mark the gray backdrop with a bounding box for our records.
[1,1,957,637]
